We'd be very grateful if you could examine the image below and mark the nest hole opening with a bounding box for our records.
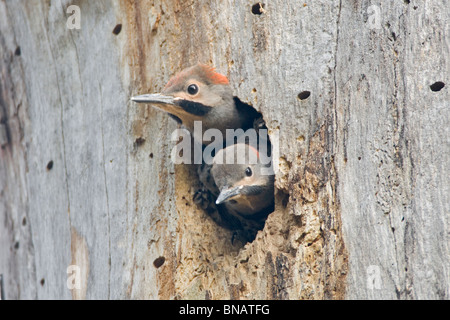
[193,98,275,247]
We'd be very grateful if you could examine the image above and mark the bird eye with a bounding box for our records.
[245,167,253,177]
[187,84,199,95]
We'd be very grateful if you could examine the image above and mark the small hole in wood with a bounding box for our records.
[134,137,145,147]
[14,242,19,250]
[112,24,122,35]
[149,153,154,159]
[22,217,27,226]
[298,91,311,100]
[153,256,165,268]
[281,192,289,208]
[391,32,397,41]
[251,3,265,15]
[14,46,21,56]
[430,81,445,92]
[40,278,45,286]
[47,161,54,171]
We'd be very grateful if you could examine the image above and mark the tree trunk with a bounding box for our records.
[0,0,448,300]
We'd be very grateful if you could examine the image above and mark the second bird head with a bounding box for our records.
[211,143,275,217]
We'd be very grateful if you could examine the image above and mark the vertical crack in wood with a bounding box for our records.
[42,0,72,225]
[99,82,112,299]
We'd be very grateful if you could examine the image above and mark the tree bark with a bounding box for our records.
[0,0,448,299]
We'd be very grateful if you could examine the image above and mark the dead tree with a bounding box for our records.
[0,0,448,299]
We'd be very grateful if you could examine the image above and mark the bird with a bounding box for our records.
[210,139,275,241]
[131,63,273,241]
[131,63,261,146]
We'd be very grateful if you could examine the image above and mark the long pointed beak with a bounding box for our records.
[131,93,177,105]
[216,186,243,205]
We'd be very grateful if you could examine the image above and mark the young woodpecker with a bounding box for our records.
[131,63,260,145]
[210,141,275,239]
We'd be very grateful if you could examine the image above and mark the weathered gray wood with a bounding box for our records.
[0,0,448,300]
[0,1,37,299]
[335,1,449,299]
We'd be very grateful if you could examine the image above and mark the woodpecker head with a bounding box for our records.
[132,64,243,143]
[211,143,274,216]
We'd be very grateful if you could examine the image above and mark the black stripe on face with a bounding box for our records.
[168,114,182,124]
[176,99,213,116]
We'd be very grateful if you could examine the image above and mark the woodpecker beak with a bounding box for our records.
[131,93,212,117]
[131,93,177,105]
[216,186,243,205]
[131,93,183,121]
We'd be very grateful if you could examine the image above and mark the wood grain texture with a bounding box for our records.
[0,0,447,299]
[335,1,449,299]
